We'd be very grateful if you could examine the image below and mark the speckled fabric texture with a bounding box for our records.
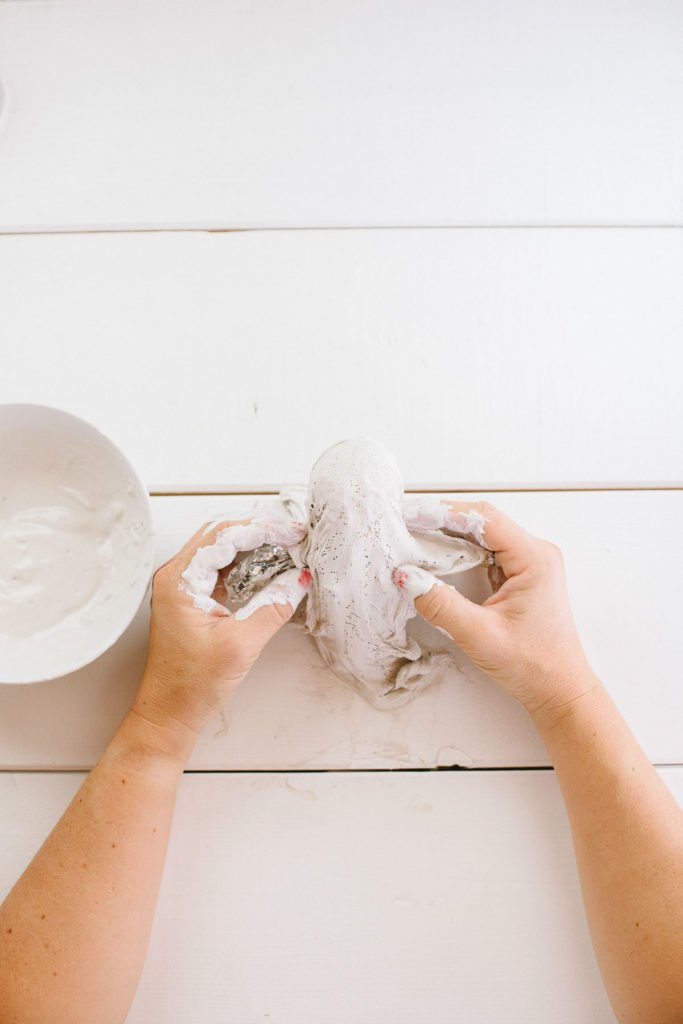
[181,439,496,709]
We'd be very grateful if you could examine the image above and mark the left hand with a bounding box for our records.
[133,519,309,737]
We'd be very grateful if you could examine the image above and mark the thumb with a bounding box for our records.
[393,564,487,648]
[232,567,312,640]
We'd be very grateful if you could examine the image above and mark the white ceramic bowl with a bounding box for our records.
[0,404,155,683]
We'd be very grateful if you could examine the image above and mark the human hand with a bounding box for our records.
[132,519,311,741]
[393,501,600,723]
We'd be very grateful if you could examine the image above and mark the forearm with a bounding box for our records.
[533,675,683,1024]
[0,687,196,1024]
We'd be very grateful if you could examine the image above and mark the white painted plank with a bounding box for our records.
[0,490,681,771]
[9,769,682,1021]
[0,0,682,229]
[2,229,683,486]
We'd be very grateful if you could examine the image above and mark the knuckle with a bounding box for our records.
[548,540,564,560]
[477,499,500,522]
[540,539,564,564]
[152,561,173,588]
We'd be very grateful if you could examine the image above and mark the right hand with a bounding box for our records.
[395,501,600,722]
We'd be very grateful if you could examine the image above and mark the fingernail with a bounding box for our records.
[392,565,444,601]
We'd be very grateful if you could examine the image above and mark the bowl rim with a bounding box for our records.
[0,402,155,684]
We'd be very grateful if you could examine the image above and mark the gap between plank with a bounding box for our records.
[1,224,683,237]
[3,764,683,775]
[148,483,683,496]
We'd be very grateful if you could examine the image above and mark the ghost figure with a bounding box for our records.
[180,439,501,709]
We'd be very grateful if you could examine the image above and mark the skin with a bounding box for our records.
[1,502,681,1023]
[0,519,309,1024]
[410,501,683,1024]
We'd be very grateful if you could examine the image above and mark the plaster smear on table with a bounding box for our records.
[180,439,499,709]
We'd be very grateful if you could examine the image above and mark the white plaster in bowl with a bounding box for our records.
[0,404,154,683]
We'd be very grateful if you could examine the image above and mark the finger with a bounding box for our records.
[211,569,231,605]
[155,518,250,580]
[230,567,312,643]
[393,564,487,647]
[171,519,247,612]
[177,517,250,567]
[180,519,308,612]
[234,567,311,622]
[442,500,537,578]
[402,496,487,547]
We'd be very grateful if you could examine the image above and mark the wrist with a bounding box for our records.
[104,701,198,782]
[527,668,605,738]
[134,663,209,744]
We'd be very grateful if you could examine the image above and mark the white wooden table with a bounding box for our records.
[1,2,682,1020]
